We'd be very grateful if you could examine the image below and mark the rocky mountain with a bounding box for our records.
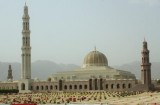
[113,61,160,79]
[0,60,159,81]
[0,60,79,81]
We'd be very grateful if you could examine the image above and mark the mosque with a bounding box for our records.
[0,4,154,93]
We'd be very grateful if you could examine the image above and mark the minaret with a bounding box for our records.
[141,39,151,86]
[21,3,31,79]
[7,65,13,81]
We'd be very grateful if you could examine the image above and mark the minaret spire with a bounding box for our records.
[141,39,152,88]
[21,3,31,79]
[7,65,13,82]
[18,3,33,93]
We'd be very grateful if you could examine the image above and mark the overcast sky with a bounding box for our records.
[0,0,159,66]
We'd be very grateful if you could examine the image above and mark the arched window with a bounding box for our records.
[36,86,39,90]
[89,79,92,90]
[111,84,114,89]
[59,80,62,91]
[100,78,103,90]
[79,85,82,89]
[94,79,98,90]
[74,85,77,89]
[69,85,72,89]
[64,85,67,90]
[122,84,125,89]
[45,86,48,90]
[106,84,108,89]
[117,84,120,89]
[128,83,131,88]
[21,83,25,90]
[50,85,53,90]
[30,86,33,90]
[41,86,44,90]
[55,85,58,90]
[84,85,87,89]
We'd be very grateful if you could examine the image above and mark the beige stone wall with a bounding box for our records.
[30,79,136,92]
[62,81,89,92]
[32,81,59,92]
[103,80,136,91]
[0,79,136,92]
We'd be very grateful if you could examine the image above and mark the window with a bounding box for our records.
[36,86,39,90]
[50,85,53,90]
[128,83,131,88]
[21,83,25,90]
[117,84,120,89]
[55,85,58,90]
[111,84,114,89]
[89,79,92,90]
[41,86,44,90]
[69,85,72,89]
[122,84,125,89]
[74,85,77,89]
[45,86,48,90]
[64,85,67,90]
[79,85,82,89]
[30,86,33,90]
[84,85,87,89]
[106,84,108,89]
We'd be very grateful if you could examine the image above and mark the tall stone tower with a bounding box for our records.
[18,3,33,93]
[21,3,31,79]
[7,65,13,82]
[141,39,152,87]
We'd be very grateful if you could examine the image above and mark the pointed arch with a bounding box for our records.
[21,83,25,90]
[128,83,131,88]
[122,84,125,89]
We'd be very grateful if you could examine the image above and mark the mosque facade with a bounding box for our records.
[0,4,154,93]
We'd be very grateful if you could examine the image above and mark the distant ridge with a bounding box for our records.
[0,60,79,81]
[0,60,159,81]
[113,61,160,79]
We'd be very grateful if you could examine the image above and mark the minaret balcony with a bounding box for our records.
[141,63,151,66]
[23,15,30,19]
[22,30,30,33]
[21,46,31,50]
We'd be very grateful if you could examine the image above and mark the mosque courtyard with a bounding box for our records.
[0,91,160,105]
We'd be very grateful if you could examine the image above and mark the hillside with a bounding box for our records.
[0,60,159,81]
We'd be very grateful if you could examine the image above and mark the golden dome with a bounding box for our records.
[83,48,108,67]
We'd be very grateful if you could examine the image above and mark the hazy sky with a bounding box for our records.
[0,0,159,66]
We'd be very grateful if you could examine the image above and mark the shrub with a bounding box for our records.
[0,89,19,94]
